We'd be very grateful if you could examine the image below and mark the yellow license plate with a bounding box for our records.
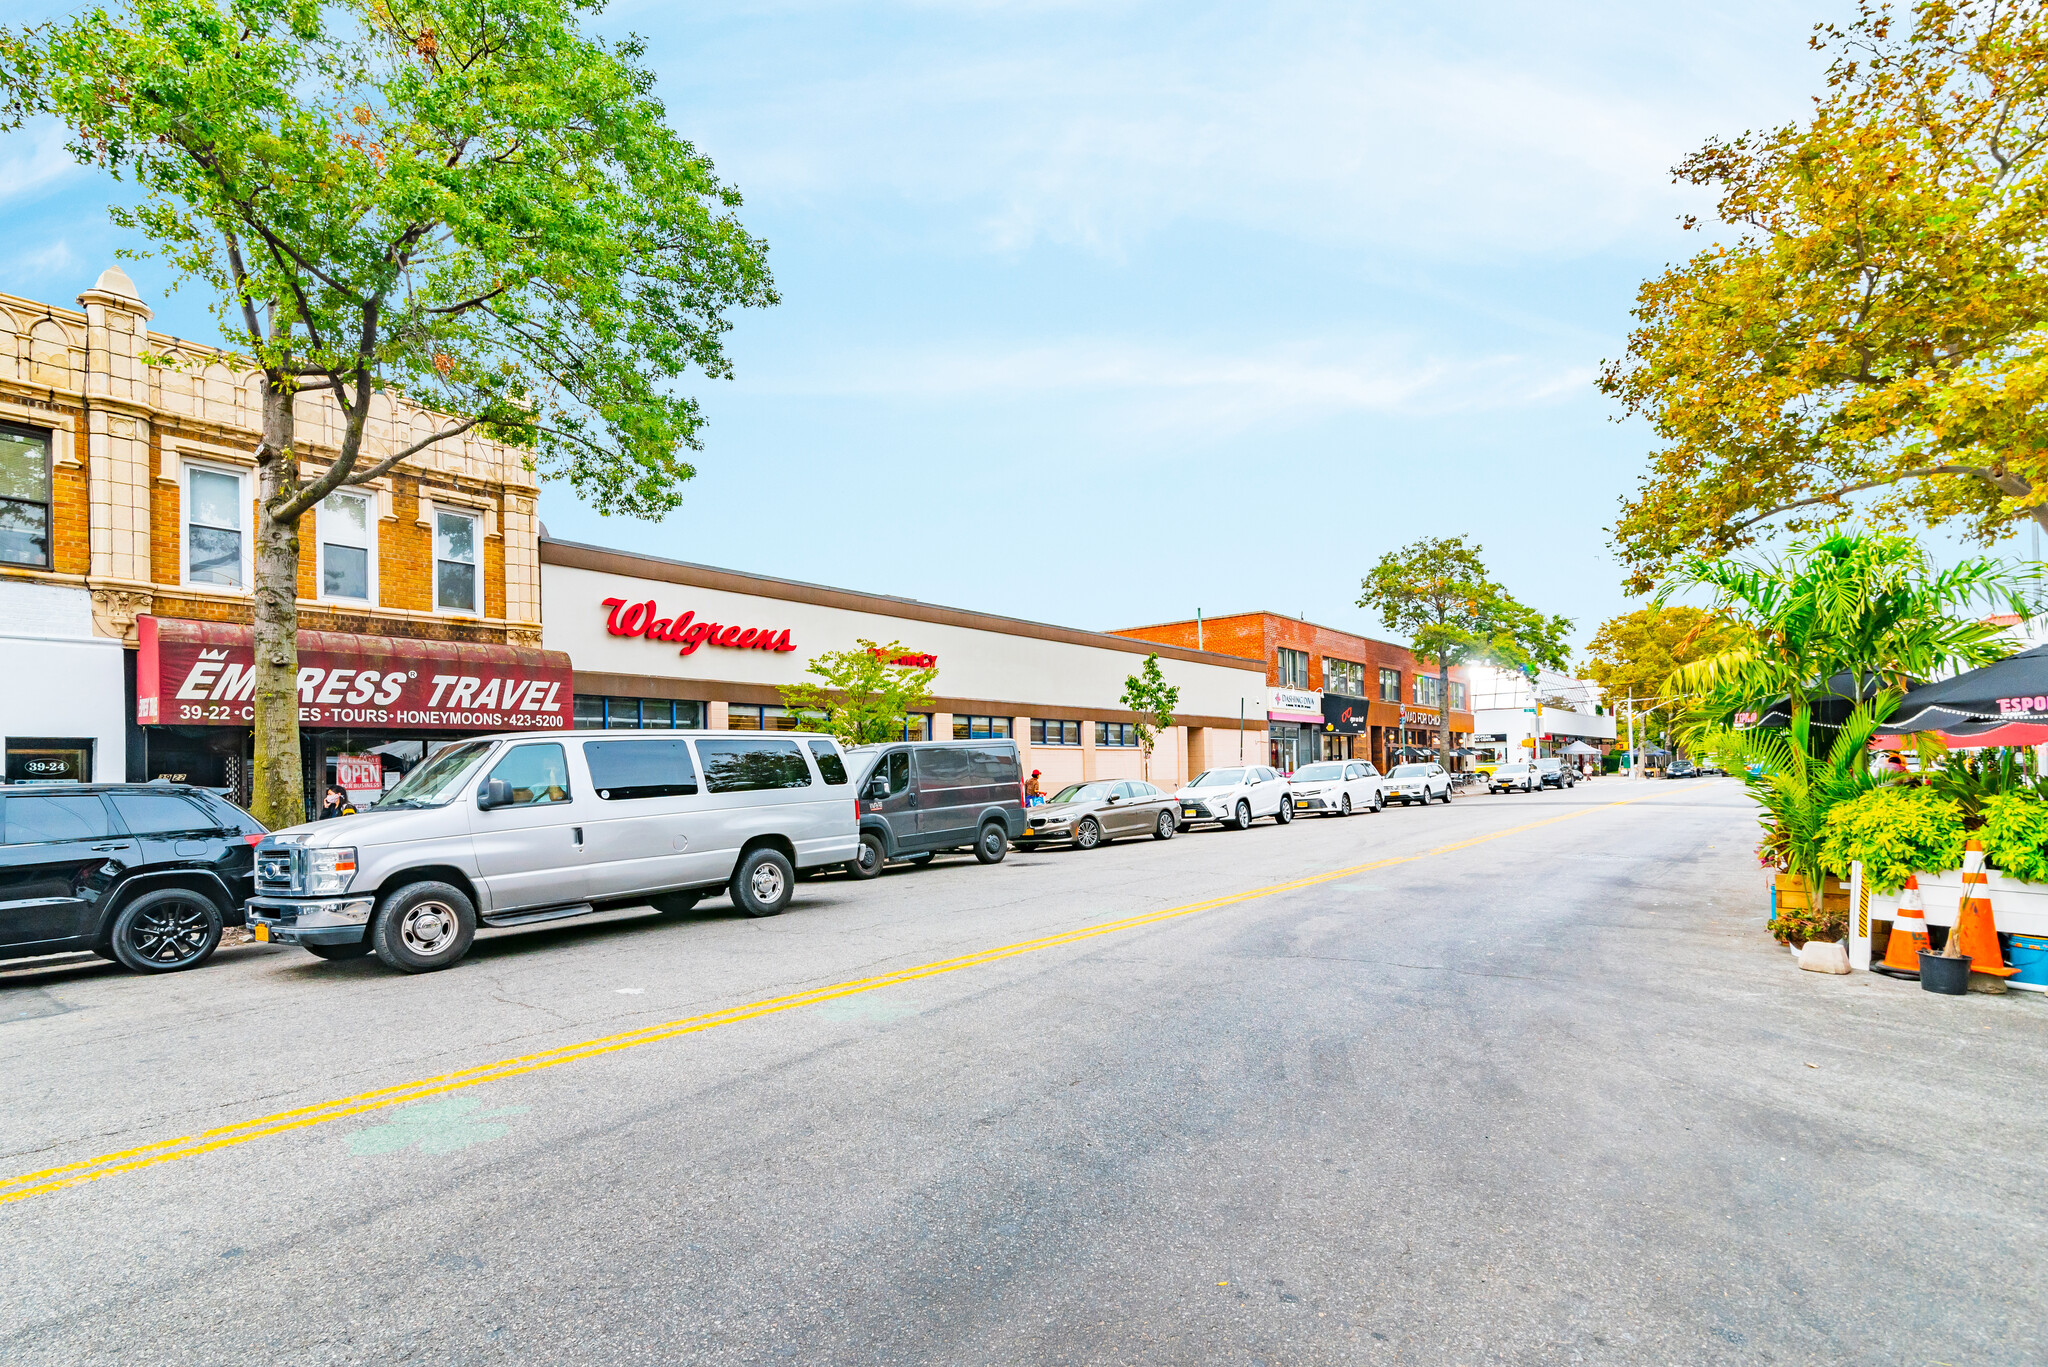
[252,923,270,942]
[1023,828,1035,837]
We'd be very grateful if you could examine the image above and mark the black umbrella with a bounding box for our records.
[1746,671,1902,729]
[1877,644,2048,735]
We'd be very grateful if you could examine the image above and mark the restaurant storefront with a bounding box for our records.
[132,616,573,809]
[540,539,1269,791]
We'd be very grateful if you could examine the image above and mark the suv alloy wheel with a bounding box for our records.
[1275,797,1294,824]
[1232,800,1252,830]
[108,889,223,973]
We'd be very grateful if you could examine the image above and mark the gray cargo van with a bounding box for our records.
[844,740,1026,876]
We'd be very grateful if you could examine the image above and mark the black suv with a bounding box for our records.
[1,784,265,973]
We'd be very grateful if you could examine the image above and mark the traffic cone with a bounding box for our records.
[1874,874,1929,980]
[1952,840,2018,993]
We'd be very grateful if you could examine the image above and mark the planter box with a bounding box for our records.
[1849,862,2048,979]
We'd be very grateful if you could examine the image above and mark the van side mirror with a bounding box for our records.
[477,778,513,810]
[865,777,888,800]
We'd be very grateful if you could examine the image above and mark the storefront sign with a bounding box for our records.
[1400,708,1443,727]
[1320,694,1370,735]
[335,754,383,791]
[1267,687,1324,724]
[601,597,796,656]
[136,617,573,730]
[870,648,937,668]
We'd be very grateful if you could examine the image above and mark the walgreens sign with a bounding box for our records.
[136,616,573,731]
[602,596,796,656]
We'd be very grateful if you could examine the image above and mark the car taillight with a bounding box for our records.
[243,834,263,846]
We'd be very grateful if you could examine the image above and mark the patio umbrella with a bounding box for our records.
[1745,671,1902,729]
[1875,644,2048,737]
[1561,741,1602,756]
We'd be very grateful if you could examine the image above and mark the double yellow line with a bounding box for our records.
[0,792,1661,1207]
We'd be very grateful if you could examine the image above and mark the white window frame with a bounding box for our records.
[432,506,481,615]
[180,460,252,592]
[316,489,377,605]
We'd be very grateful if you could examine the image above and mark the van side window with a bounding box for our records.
[968,747,1017,784]
[808,740,848,785]
[486,743,572,806]
[585,739,698,801]
[697,738,812,792]
[919,747,973,787]
[880,751,909,796]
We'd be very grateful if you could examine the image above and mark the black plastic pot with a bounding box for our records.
[1919,950,1972,996]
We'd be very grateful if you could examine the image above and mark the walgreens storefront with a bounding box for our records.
[540,538,1269,792]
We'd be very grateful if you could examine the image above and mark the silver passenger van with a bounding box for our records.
[247,728,859,973]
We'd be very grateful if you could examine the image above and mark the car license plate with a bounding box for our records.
[1023,827,1035,837]
[252,922,270,942]
[1181,806,1200,818]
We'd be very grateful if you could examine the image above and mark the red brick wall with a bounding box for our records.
[1113,613,1467,696]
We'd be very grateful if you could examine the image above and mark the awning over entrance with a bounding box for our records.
[136,616,573,731]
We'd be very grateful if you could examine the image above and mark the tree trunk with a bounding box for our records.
[1437,662,1452,771]
[250,376,306,830]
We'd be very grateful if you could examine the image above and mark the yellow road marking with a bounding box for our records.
[2,790,1669,1207]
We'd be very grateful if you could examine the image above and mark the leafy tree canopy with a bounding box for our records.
[1118,654,1179,777]
[1583,605,1747,711]
[782,640,939,748]
[1604,0,2048,591]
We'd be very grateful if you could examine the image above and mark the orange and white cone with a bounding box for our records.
[1875,874,1930,979]
[1954,839,2018,993]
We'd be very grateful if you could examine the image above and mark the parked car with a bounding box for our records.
[1488,762,1539,794]
[1173,766,1293,829]
[1666,759,1698,779]
[1017,779,1178,850]
[1534,758,1578,789]
[1387,762,1453,805]
[1,783,265,973]
[844,740,1026,874]
[247,729,860,973]
[1697,760,1725,776]
[1286,760,1386,816]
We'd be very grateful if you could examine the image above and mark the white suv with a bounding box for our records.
[1489,761,1539,793]
[1286,760,1386,816]
[1173,766,1293,830]
[1386,762,1453,806]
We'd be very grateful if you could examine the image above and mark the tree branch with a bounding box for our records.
[342,415,481,487]
[1723,464,2019,534]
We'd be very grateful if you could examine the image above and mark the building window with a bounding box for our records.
[1325,658,1364,697]
[319,491,374,601]
[899,714,933,742]
[1030,719,1081,746]
[727,704,801,732]
[1096,721,1140,748]
[0,423,52,569]
[1449,681,1466,711]
[184,464,246,587]
[1379,667,1401,702]
[4,737,93,783]
[572,695,706,729]
[1414,675,1444,708]
[1276,648,1308,689]
[951,715,1013,740]
[434,508,479,613]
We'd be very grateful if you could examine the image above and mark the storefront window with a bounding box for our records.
[0,423,52,568]
[1097,722,1139,748]
[1276,648,1308,689]
[435,509,479,612]
[1325,658,1364,697]
[728,704,799,731]
[899,714,933,742]
[4,737,93,783]
[573,696,707,729]
[185,465,246,587]
[319,491,374,601]
[1379,668,1401,702]
[952,715,1012,740]
[1030,719,1080,746]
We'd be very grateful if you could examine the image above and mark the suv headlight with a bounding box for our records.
[306,847,358,895]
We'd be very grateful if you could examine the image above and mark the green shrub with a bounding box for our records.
[1818,787,1966,894]
[1980,792,2048,884]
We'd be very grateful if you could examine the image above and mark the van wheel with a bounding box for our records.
[848,833,885,879]
[1074,817,1102,850]
[302,939,373,960]
[975,822,1009,864]
[371,882,476,973]
[1153,810,1177,840]
[732,848,795,917]
[109,889,222,973]
[651,890,702,915]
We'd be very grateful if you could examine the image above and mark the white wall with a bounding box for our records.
[0,581,128,780]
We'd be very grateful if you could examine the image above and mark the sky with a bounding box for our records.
[7,0,2000,655]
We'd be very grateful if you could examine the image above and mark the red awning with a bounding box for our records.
[136,616,573,731]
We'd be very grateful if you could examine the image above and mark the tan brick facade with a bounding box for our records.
[0,267,541,650]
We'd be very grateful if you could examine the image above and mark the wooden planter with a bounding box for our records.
[1772,872,1850,944]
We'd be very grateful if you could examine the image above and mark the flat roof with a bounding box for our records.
[1111,609,1454,665]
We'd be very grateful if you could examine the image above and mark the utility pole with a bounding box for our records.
[1627,692,1637,781]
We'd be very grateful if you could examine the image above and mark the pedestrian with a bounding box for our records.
[1025,770,1044,806]
[320,783,355,819]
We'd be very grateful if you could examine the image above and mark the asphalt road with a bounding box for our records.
[3,778,2045,1365]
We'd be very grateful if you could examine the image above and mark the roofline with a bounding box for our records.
[1109,610,1466,669]
[540,537,1264,673]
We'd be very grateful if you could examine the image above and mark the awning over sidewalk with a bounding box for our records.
[136,616,573,731]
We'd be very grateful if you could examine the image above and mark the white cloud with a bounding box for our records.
[0,120,84,208]
[15,238,76,279]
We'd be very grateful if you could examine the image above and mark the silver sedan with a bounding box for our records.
[1017,780,1179,850]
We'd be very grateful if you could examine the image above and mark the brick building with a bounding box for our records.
[1110,612,1475,773]
[0,266,559,803]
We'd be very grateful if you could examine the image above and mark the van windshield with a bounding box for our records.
[375,741,494,809]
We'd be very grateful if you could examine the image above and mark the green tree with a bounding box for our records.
[0,0,777,826]
[1358,536,1572,769]
[1658,530,2030,739]
[1584,605,1746,722]
[1603,1,2048,591]
[1118,654,1179,782]
[781,640,938,747]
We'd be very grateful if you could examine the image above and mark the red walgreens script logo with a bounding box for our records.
[869,648,937,668]
[603,598,797,656]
